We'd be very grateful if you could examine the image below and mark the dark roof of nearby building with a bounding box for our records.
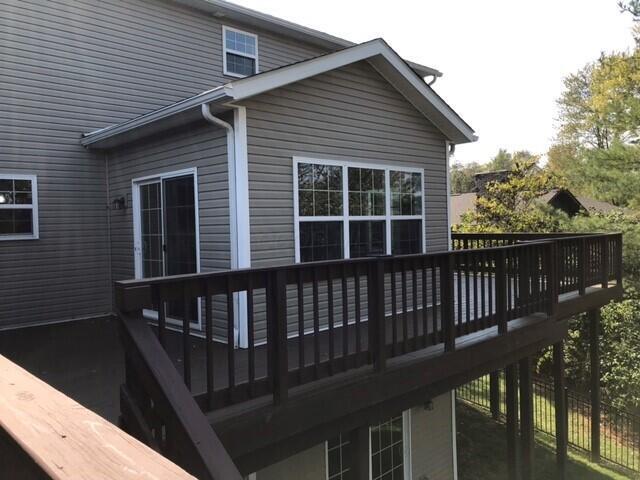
[450,189,623,225]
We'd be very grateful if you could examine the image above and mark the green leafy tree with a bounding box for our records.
[450,161,483,194]
[455,158,566,232]
[556,50,640,149]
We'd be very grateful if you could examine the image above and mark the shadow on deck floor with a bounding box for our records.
[0,317,125,423]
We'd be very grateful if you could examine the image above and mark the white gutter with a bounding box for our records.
[201,103,250,349]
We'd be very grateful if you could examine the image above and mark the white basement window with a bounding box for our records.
[223,26,259,78]
[0,174,38,240]
[294,158,424,263]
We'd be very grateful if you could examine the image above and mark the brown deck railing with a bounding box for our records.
[116,233,621,423]
[452,233,623,294]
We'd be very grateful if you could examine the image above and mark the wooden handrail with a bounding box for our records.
[119,313,243,480]
[0,354,196,480]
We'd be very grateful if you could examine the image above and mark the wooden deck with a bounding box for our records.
[0,354,197,480]
[114,232,623,477]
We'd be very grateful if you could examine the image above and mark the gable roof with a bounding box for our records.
[173,0,442,79]
[81,39,476,149]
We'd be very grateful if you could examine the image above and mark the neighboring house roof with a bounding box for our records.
[450,192,477,225]
[574,195,622,214]
[173,0,442,79]
[450,189,622,225]
[81,39,477,149]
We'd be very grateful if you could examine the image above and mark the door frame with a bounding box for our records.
[131,167,202,329]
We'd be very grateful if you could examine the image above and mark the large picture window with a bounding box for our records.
[294,159,424,263]
[0,174,38,240]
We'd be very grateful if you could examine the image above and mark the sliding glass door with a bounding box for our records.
[135,171,199,326]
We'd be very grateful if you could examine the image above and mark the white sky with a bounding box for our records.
[232,0,636,164]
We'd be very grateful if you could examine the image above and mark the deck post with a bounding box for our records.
[553,341,567,479]
[489,371,501,420]
[519,357,534,480]
[440,254,456,352]
[589,309,601,463]
[269,269,288,404]
[496,249,508,335]
[505,363,519,479]
[349,425,370,480]
[601,236,610,288]
[368,258,386,371]
[578,237,587,295]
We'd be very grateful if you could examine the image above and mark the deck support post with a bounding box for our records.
[519,357,534,480]
[553,341,567,479]
[589,309,601,463]
[505,363,519,479]
[368,258,387,371]
[496,249,508,335]
[490,371,501,420]
[441,254,456,352]
[268,269,288,404]
[349,426,370,480]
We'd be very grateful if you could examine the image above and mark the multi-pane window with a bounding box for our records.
[299,221,343,262]
[326,434,351,480]
[390,170,423,255]
[297,162,344,262]
[371,416,405,480]
[298,163,343,216]
[223,26,258,77]
[348,167,385,216]
[0,175,38,239]
[295,160,424,262]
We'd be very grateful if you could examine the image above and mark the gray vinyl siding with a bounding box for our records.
[0,0,327,328]
[241,61,449,340]
[411,393,455,480]
[106,122,230,279]
[107,122,232,338]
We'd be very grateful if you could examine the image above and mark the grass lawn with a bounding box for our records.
[457,402,633,479]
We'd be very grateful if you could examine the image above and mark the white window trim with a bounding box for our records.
[367,410,412,480]
[293,156,426,263]
[131,167,202,329]
[0,173,39,241]
[222,25,259,78]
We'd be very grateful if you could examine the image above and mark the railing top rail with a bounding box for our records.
[452,232,622,240]
[0,354,197,480]
[115,239,557,292]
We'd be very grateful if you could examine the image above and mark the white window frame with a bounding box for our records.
[131,167,202,329]
[0,173,39,241]
[293,156,426,263]
[222,25,259,78]
[323,411,411,480]
[367,410,412,480]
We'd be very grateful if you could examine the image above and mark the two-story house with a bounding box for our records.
[1,1,623,479]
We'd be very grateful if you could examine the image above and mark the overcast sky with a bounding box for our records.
[233,0,636,164]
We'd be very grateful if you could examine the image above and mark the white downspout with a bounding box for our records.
[201,103,246,348]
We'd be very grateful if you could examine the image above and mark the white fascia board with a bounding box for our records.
[81,87,229,147]
[225,39,476,144]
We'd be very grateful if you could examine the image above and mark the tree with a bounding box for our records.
[450,161,483,194]
[455,158,566,232]
[449,150,539,194]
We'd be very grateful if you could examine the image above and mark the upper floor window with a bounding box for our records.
[0,174,38,240]
[294,158,424,263]
[223,26,258,78]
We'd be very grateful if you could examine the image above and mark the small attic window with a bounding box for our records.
[223,26,258,78]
